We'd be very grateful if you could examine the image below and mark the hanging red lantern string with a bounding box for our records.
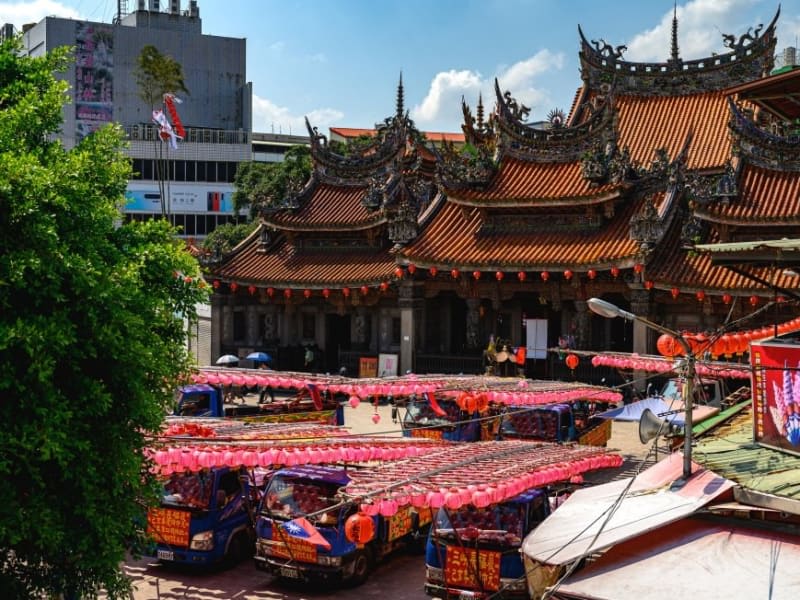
[394,267,404,279]
[342,287,351,298]
[565,354,579,370]
[587,269,597,280]
[303,289,312,299]
[322,288,331,299]
[248,285,257,296]
[670,287,680,299]
[495,271,504,281]
[563,270,573,281]
[696,290,706,302]
[610,266,620,278]
[407,264,417,275]
[379,281,389,292]
[749,295,759,307]
[644,280,654,290]
[633,263,644,275]
[360,285,369,296]
[722,293,732,304]
[540,271,550,282]
[429,266,438,277]
[517,271,527,282]
[266,287,275,298]
[229,282,238,293]
[212,279,221,289]
[451,268,460,280]
[473,271,481,280]
[283,288,292,299]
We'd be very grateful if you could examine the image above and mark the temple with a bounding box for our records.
[205,8,799,379]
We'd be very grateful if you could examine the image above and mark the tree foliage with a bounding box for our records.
[133,44,188,109]
[233,145,311,216]
[0,38,207,598]
[201,220,258,256]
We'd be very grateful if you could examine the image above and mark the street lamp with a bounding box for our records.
[587,297,695,483]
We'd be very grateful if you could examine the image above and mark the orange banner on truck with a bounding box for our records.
[147,508,191,548]
[271,526,318,563]
[444,547,502,591]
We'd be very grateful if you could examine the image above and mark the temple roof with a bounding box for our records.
[398,193,652,271]
[331,127,465,144]
[210,226,396,288]
[696,162,800,226]
[726,66,800,121]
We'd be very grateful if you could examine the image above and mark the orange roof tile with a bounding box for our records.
[265,182,383,231]
[400,197,642,269]
[446,158,621,206]
[616,92,731,171]
[212,234,396,287]
[698,163,800,225]
[329,127,465,143]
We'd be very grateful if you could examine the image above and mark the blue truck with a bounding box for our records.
[424,488,550,600]
[254,465,431,585]
[400,397,497,442]
[175,383,344,425]
[146,466,266,567]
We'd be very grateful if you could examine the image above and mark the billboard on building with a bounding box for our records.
[750,339,800,455]
[74,23,113,142]
[125,183,236,213]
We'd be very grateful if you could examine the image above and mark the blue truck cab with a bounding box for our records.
[254,465,431,586]
[499,403,612,447]
[146,466,264,567]
[424,489,550,600]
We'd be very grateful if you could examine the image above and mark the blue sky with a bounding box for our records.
[2,0,799,134]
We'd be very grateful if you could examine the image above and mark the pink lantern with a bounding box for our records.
[445,489,463,510]
[426,491,445,509]
[372,413,381,424]
[472,490,491,508]
[360,502,380,517]
[348,395,361,409]
[379,498,398,517]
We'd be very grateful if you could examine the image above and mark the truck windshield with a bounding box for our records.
[262,475,341,523]
[433,504,524,547]
[500,408,562,440]
[404,401,458,428]
[162,472,214,509]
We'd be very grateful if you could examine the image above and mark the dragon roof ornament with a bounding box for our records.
[578,7,779,96]
[728,97,800,172]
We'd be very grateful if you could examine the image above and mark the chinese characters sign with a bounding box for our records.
[444,547,501,591]
[74,23,113,142]
[147,508,190,548]
[751,341,800,455]
[387,507,413,542]
[271,526,318,563]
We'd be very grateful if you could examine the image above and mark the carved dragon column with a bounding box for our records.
[398,282,425,375]
[630,288,653,392]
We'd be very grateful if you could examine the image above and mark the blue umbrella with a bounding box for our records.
[246,351,272,363]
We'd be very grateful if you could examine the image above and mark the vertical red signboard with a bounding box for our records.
[750,340,800,455]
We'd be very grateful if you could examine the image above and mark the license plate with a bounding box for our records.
[280,566,300,579]
[459,592,482,600]
[156,549,174,561]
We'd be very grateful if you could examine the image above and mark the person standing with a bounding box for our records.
[257,362,275,403]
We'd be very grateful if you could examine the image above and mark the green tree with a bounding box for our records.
[0,38,206,598]
[201,220,258,256]
[233,145,311,216]
[133,45,188,218]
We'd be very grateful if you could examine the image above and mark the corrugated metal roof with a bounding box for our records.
[694,410,800,503]
[695,238,800,253]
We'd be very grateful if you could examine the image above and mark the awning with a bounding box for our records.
[598,397,719,426]
[521,453,734,566]
[550,516,800,599]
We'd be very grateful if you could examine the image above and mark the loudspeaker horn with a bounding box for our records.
[638,408,683,444]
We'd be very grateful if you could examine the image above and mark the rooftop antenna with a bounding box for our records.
[670,0,681,64]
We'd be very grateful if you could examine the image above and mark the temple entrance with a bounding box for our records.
[325,314,351,373]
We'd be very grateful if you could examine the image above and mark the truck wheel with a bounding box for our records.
[348,548,372,586]
[225,531,252,568]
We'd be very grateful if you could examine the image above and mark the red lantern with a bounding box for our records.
[183,276,192,284]
[610,266,620,278]
[360,285,369,296]
[587,269,597,280]
[266,287,275,298]
[671,287,680,299]
[749,295,759,307]
[345,513,375,544]
[248,285,257,296]
[303,289,312,299]
[229,282,238,293]
[429,266,438,277]
[644,280,654,290]
[495,271,504,281]
[517,271,527,282]
[212,279,221,289]
[407,264,417,275]
[322,288,331,299]
[283,288,292,299]
[657,333,683,358]
[342,287,351,297]
[379,281,389,292]
[473,271,481,280]
[451,269,460,279]
[565,354,579,370]
[696,290,706,302]
[563,270,573,281]
[394,267,404,279]
[633,263,644,274]
[540,271,550,282]
[777,295,787,303]
[722,293,732,305]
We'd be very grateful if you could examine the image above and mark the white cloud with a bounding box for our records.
[268,41,285,52]
[411,49,565,129]
[252,93,344,136]
[0,0,81,29]
[624,0,763,61]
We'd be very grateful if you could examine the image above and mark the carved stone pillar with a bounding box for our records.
[246,305,259,346]
[399,282,425,375]
[281,302,296,346]
[465,298,481,350]
[573,300,590,349]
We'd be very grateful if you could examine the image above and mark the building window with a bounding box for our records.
[142,159,153,180]
[196,161,206,181]
[206,161,217,182]
[302,313,316,340]
[174,160,186,182]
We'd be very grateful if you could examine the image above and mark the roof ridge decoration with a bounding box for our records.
[492,78,617,163]
[728,97,800,172]
[578,7,779,96]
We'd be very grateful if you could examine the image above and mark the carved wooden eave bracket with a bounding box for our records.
[578,7,779,96]
[728,97,800,172]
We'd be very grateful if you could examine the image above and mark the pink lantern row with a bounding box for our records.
[439,388,622,406]
[150,443,433,474]
[357,453,623,514]
[590,354,750,379]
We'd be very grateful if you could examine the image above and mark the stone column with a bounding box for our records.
[630,289,652,393]
[573,300,590,349]
[465,298,481,350]
[399,282,425,375]
[245,304,259,346]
